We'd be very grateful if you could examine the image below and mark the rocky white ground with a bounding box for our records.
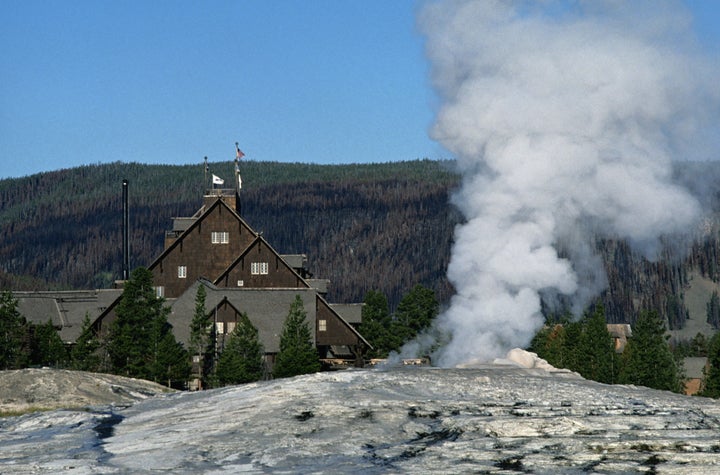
[0,368,172,414]
[1,359,720,474]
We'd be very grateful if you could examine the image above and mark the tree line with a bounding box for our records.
[4,159,720,334]
[0,268,322,388]
[529,303,720,396]
[7,272,720,398]
[0,267,444,389]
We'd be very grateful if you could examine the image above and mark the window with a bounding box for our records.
[215,322,224,334]
[227,322,236,334]
[155,286,164,298]
[237,280,244,287]
[251,262,269,275]
[211,231,229,244]
[318,319,327,332]
[178,265,187,278]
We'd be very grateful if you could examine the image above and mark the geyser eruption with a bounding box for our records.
[420,0,720,367]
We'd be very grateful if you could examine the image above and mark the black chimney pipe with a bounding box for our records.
[122,179,129,280]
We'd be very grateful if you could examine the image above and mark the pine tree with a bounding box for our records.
[561,320,583,373]
[707,290,720,329]
[70,314,101,371]
[529,322,567,369]
[188,284,213,389]
[576,305,616,384]
[273,295,320,378]
[619,310,683,393]
[216,312,264,385]
[106,267,186,385]
[151,328,190,389]
[31,319,68,368]
[358,290,397,358]
[699,331,720,398]
[392,284,439,346]
[529,312,598,374]
[0,290,31,369]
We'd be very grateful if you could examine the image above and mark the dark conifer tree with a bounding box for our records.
[152,328,190,389]
[392,284,439,345]
[0,290,31,369]
[529,321,567,369]
[70,314,101,371]
[106,267,186,385]
[699,331,720,398]
[358,290,396,358]
[707,291,720,329]
[561,319,583,373]
[189,284,214,389]
[273,295,320,378]
[31,319,68,368]
[619,310,683,393]
[216,312,264,385]
[576,305,616,384]
[107,267,161,379]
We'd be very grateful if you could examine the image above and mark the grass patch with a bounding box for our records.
[0,406,55,418]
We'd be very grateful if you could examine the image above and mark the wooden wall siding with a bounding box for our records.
[150,201,256,298]
[218,239,309,290]
[315,296,360,346]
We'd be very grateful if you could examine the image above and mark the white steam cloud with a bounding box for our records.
[418,0,720,367]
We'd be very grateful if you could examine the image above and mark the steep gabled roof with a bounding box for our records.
[167,279,370,353]
[167,280,318,353]
[317,293,372,349]
[147,197,257,272]
[212,234,311,289]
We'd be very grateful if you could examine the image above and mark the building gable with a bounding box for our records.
[315,295,371,349]
[149,198,257,298]
[204,288,316,354]
[214,236,310,290]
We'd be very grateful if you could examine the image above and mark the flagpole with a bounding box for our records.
[204,156,208,193]
[234,142,244,193]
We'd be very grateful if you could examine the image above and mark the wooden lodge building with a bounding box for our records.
[15,178,370,378]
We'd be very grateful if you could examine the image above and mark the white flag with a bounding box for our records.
[212,174,224,185]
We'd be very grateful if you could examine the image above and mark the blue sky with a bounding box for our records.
[1,1,719,179]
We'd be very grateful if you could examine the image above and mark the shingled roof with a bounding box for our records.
[166,280,369,353]
[15,289,123,343]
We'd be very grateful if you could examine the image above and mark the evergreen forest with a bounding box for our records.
[3,159,720,331]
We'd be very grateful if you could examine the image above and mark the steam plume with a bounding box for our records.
[419,0,720,367]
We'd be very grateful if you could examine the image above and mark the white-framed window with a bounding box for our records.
[318,319,327,332]
[155,286,164,298]
[211,231,229,244]
[227,322,236,334]
[251,262,269,275]
[237,280,244,287]
[178,265,187,279]
[215,322,224,334]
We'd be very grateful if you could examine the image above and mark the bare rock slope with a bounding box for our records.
[0,369,172,413]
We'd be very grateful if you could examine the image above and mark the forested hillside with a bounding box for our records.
[0,160,459,309]
[2,159,720,332]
